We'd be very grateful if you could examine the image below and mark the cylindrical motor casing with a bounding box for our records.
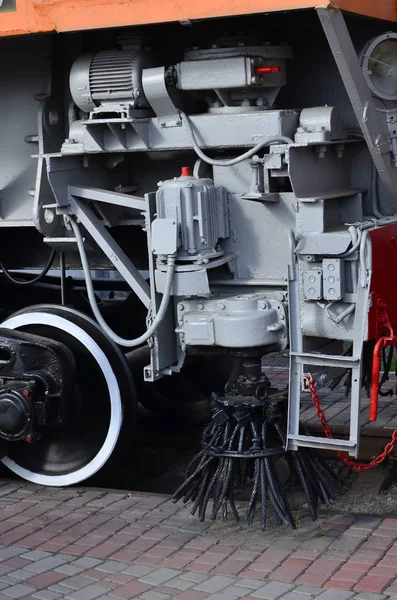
[176,295,287,350]
[213,296,280,347]
[70,49,153,113]
[156,174,229,261]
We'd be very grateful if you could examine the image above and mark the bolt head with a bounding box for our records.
[44,208,55,224]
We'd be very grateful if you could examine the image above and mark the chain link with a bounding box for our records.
[304,374,397,472]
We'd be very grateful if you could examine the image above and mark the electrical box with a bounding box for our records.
[323,258,344,301]
[303,268,323,300]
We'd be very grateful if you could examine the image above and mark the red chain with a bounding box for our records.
[304,374,397,472]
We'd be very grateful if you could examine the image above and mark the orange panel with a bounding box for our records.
[339,0,397,22]
[0,0,396,38]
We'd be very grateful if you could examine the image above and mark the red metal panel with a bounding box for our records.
[368,224,397,341]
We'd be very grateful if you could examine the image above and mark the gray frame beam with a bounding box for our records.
[69,186,146,211]
[317,6,397,204]
[69,193,151,308]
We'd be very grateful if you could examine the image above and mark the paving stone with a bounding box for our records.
[56,556,76,564]
[0,569,10,578]
[179,574,209,584]
[121,566,156,578]
[139,593,171,600]
[1,559,31,571]
[48,584,68,593]
[162,577,193,591]
[71,560,104,570]
[0,549,26,562]
[33,591,62,600]
[354,594,386,600]
[221,584,254,597]
[21,552,53,562]
[194,577,236,594]
[96,565,130,575]
[58,576,94,590]
[55,565,84,576]
[140,570,182,586]
[27,572,67,589]
[205,594,240,600]
[7,569,34,581]
[316,592,355,600]
[0,576,22,586]
[233,580,262,590]
[65,585,109,600]
[280,594,314,600]
[252,582,295,599]
[0,584,9,592]
[25,558,69,574]
[109,581,152,599]
[2,584,37,599]
[292,586,324,597]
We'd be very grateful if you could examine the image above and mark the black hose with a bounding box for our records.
[0,249,56,286]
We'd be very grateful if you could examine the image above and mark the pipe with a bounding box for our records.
[210,278,287,287]
[180,111,293,167]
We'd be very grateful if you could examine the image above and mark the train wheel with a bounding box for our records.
[0,305,135,486]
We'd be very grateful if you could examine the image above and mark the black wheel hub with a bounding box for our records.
[0,384,33,441]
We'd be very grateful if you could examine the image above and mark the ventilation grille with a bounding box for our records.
[89,50,139,101]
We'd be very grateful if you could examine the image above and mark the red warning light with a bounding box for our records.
[255,66,281,74]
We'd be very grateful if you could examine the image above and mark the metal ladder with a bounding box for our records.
[286,246,371,459]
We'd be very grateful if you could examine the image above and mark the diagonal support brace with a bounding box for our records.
[68,193,151,308]
[317,6,397,206]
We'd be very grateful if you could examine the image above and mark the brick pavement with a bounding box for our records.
[0,481,397,599]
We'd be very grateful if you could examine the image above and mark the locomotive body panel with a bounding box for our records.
[1,0,397,38]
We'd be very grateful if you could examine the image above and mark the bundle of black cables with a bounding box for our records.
[0,249,56,286]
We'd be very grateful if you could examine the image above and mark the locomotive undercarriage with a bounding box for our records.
[1,7,397,526]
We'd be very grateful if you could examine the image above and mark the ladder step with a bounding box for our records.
[288,434,356,453]
[291,352,360,369]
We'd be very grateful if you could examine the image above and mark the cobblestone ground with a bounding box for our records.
[1,482,397,600]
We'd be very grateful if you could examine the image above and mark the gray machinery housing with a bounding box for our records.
[2,7,397,488]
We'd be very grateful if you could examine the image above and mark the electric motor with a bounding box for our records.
[155,169,229,262]
[70,49,154,113]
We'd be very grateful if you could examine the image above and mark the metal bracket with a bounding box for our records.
[68,189,151,308]
[69,186,146,212]
[142,67,182,128]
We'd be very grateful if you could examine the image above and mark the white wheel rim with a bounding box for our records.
[0,312,123,486]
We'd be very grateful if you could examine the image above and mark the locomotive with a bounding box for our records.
[1,0,397,527]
